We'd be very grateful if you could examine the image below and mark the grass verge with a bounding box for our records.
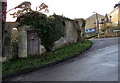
[2,39,92,76]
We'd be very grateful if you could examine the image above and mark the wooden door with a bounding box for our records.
[27,31,39,56]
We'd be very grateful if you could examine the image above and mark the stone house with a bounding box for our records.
[108,1,120,26]
[85,14,105,33]
[85,14,105,38]
[98,2,120,30]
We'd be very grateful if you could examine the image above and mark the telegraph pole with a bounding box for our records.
[94,12,100,38]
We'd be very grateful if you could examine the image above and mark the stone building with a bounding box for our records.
[85,14,105,33]
[108,1,120,26]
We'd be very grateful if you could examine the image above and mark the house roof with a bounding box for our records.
[85,14,105,29]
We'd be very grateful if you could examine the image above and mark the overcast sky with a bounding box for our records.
[6,0,119,22]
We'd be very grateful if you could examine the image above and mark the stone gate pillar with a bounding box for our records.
[18,25,27,58]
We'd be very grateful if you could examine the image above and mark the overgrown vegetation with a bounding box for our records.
[80,18,86,27]
[8,2,67,52]
[75,18,86,42]
[17,12,66,51]
[100,25,120,38]
[2,39,93,76]
[101,25,120,32]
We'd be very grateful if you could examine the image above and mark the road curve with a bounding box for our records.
[4,37,119,81]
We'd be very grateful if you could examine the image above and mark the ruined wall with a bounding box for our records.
[18,25,46,57]
[3,19,82,59]
[18,19,79,56]
[2,22,18,59]
[2,22,19,62]
[64,20,78,43]
[53,20,78,49]
[5,22,17,35]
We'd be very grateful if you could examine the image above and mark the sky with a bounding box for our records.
[6,0,120,22]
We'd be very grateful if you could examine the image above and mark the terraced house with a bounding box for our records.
[108,1,120,26]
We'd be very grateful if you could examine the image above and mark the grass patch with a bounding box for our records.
[2,39,92,76]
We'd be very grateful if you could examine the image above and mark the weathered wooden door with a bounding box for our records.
[27,31,39,56]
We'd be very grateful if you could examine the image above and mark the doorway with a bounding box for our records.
[27,30,39,56]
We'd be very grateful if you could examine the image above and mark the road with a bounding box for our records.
[4,37,119,81]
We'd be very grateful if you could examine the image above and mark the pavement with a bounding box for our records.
[4,37,119,81]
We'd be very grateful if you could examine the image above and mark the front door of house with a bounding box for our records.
[27,30,39,56]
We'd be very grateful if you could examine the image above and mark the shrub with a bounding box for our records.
[17,11,65,52]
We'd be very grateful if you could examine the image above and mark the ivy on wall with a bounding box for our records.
[16,11,65,52]
[79,18,86,27]
[75,18,86,42]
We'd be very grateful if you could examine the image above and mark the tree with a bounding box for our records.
[8,1,49,18]
[10,2,64,52]
[36,3,49,13]
[16,11,64,52]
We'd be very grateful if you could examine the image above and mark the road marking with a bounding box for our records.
[100,63,116,67]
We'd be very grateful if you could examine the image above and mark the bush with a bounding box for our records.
[17,11,65,52]
[101,27,108,32]
[101,25,120,32]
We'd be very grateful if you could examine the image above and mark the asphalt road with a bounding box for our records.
[4,37,119,81]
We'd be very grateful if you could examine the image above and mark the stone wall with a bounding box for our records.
[18,19,80,57]
[2,22,19,62]
[3,19,83,59]
[53,20,78,49]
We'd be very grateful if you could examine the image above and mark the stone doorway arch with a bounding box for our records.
[11,27,19,59]
[2,22,19,62]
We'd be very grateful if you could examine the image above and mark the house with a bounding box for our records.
[99,14,112,29]
[108,1,120,26]
[85,14,105,33]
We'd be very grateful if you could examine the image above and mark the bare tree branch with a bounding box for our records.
[8,1,32,18]
[37,3,49,13]
[8,2,49,18]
